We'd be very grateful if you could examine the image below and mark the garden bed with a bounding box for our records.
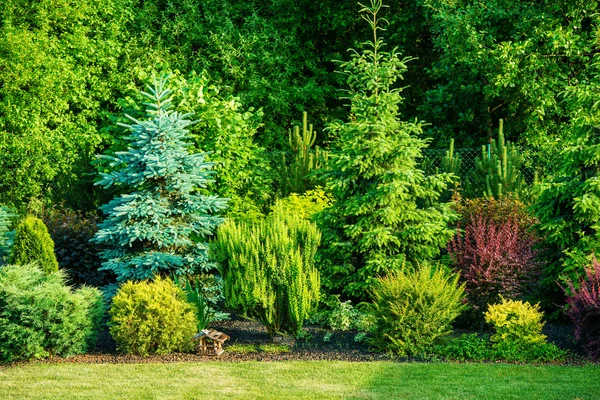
[4,314,585,367]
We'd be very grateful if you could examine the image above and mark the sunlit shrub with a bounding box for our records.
[369,263,466,356]
[109,277,197,356]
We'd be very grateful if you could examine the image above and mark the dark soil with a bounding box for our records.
[3,315,586,367]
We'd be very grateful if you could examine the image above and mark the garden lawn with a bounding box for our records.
[1,361,599,399]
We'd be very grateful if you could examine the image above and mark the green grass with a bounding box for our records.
[1,361,599,399]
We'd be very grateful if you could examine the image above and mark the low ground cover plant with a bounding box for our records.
[0,264,103,362]
[109,277,197,356]
[369,263,466,356]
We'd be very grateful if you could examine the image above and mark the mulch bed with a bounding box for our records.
[2,315,586,367]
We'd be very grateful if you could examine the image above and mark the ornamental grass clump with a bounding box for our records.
[213,210,321,335]
[109,277,197,356]
[369,263,466,356]
[0,264,104,362]
[565,257,600,360]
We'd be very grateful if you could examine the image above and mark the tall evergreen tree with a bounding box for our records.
[92,75,227,282]
[533,51,600,308]
[316,0,456,300]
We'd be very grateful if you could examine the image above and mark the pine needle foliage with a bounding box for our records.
[92,75,227,282]
[316,0,457,300]
[213,211,321,335]
[10,215,59,274]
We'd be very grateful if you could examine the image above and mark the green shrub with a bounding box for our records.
[310,295,374,332]
[0,264,104,362]
[369,263,466,356]
[10,215,59,274]
[213,210,321,335]
[434,333,491,362]
[435,332,566,363]
[109,277,198,356]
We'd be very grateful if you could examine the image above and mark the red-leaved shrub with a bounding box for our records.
[448,197,541,313]
[565,258,600,360]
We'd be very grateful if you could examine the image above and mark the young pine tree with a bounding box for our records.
[316,0,457,300]
[92,75,227,282]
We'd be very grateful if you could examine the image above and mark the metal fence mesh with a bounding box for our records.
[421,147,547,185]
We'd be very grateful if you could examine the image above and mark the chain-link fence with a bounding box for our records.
[421,146,550,185]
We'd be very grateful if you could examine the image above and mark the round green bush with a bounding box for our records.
[10,215,59,274]
[369,263,466,356]
[109,277,198,355]
[0,264,104,362]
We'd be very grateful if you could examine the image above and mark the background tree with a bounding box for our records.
[316,0,457,300]
[92,75,227,282]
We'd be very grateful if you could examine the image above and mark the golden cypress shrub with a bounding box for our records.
[109,277,197,355]
[213,210,321,335]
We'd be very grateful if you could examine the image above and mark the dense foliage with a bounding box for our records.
[565,258,600,360]
[92,75,227,282]
[109,277,197,356]
[317,1,456,300]
[369,263,466,356]
[533,49,600,306]
[10,215,59,274]
[43,206,113,286]
[214,211,321,335]
[0,264,104,362]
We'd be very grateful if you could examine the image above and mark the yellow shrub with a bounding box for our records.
[110,277,198,355]
[270,187,333,219]
[484,298,547,345]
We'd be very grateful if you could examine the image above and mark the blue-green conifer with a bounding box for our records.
[92,75,227,281]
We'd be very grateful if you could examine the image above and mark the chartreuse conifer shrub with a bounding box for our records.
[213,210,321,335]
[316,0,456,300]
[109,277,197,355]
[92,75,227,282]
[10,215,59,274]
[369,263,466,356]
[0,264,104,362]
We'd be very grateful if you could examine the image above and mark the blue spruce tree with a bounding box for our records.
[93,75,228,281]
